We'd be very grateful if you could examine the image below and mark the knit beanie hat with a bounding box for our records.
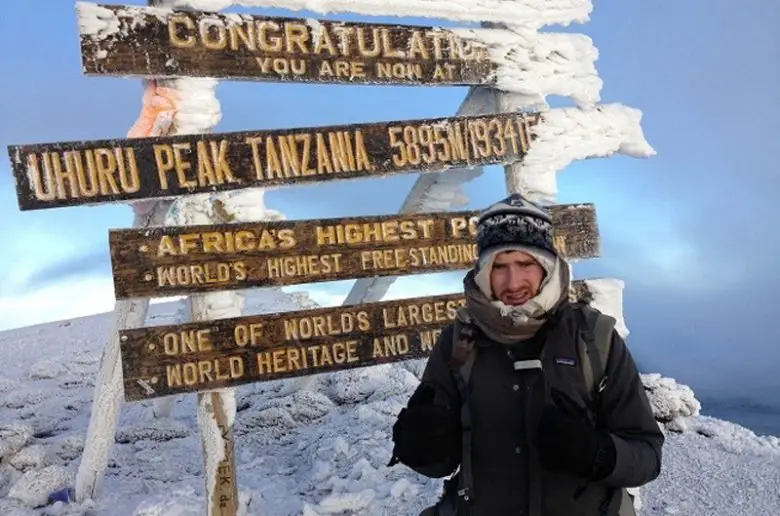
[476,193,556,258]
[473,193,559,298]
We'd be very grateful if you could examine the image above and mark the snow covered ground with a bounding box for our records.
[0,288,778,516]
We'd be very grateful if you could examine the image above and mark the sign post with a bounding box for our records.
[8,111,540,211]
[77,3,495,86]
[74,81,179,503]
[107,205,599,300]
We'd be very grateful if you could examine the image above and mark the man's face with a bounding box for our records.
[489,250,545,305]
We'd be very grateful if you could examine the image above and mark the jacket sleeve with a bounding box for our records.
[598,330,664,488]
[402,325,462,479]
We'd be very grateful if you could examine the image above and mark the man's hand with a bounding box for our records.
[536,388,616,481]
[388,383,461,468]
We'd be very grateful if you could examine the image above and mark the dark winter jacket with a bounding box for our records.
[405,301,664,516]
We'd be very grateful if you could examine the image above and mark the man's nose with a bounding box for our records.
[506,267,524,289]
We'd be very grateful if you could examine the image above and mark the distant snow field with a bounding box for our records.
[0,288,778,515]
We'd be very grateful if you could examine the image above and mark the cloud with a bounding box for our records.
[8,249,111,293]
[0,274,117,332]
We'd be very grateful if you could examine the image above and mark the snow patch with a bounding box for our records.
[0,377,20,394]
[76,2,120,40]
[510,103,655,203]
[168,78,221,136]
[583,278,628,338]
[115,419,191,444]
[76,2,172,42]
[456,27,602,108]
[643,373,702,431]
[8,445,55,473]
[28,359,66,380]
[0,423,33,461]
[2,388,51,409]
[7,465,73,508]
[0,498,36,516]
[0,466,22,499]
[313,488,375,513]
[170,0,591,28]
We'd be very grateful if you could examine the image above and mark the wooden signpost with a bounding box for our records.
[8,111,540,211]
[109,204,599,299]
[77,3,495,86]
[119,279,597,402]
[121,293,465,401]
[5,1,651,515]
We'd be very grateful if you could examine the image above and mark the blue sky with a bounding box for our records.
[1,1,779,408]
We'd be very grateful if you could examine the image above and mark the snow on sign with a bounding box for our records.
[108,204,599,299]
[120,282,597,401]
[77,3,494,86]
[7,111,540,211]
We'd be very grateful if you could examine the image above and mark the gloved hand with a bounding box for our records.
[536,387,616,481]
[388,382,461,468]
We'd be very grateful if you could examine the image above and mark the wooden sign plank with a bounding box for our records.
[77,3,494,86]
[109,204,599,300]
[120,282,595,402]
[7,111,539,211]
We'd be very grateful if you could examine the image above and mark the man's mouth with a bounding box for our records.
[503,291,530,304]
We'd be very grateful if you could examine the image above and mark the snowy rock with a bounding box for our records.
[242,406,297,431]
[389,478,418,500]
[642,373,701,429]
[314,489,376,514]
[0,423,34,461]
[59,374,90,390]
[0,465,23,498]
[253,390,334,426]
[7,464,74,508]
[9,444,55,472]
[29,358,66,380]
[50,436,84,463]
[0,376,20,393]
[115,419,191,444]
[2,388,53,409]
[326,364,420,406]
[0,498,37,516]
[325,369,383,404]
[30,417,68,440]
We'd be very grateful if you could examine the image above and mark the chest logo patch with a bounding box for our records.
[554,357,576,366]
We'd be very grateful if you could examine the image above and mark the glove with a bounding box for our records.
[388,383,461,468]
[536,388,616,481]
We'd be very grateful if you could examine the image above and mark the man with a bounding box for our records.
[388,194,663,515]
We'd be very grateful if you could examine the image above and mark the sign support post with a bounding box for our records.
[74,108,177,503]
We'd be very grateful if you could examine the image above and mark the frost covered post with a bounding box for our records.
[73,76,181,502]
[74,201,174,503]
[165,188,288,516]
[73,0,225,505]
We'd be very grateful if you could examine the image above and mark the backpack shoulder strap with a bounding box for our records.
[447,316,478,385]
[572,303,616,403]
[445,312,478,505]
